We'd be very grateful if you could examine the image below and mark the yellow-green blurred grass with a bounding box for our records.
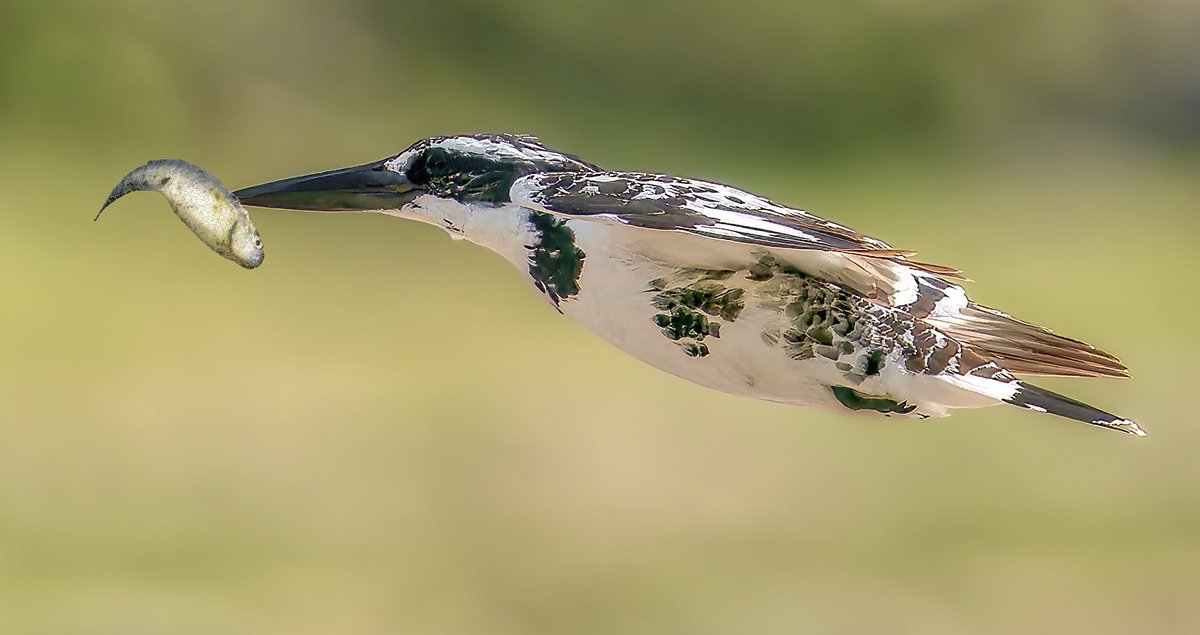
[2,0,1199,632]
[1,144,1197,634]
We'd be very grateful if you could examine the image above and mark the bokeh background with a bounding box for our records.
[2,1,1198,633]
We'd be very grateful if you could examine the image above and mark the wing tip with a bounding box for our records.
[939,304,1133,379]
[837,249,968,280]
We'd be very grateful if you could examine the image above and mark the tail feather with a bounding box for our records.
[1006,381,1145,436]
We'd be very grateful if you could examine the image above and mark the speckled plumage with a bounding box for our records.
[236,134,1143,436]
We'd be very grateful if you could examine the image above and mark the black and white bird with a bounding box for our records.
[235,134,1143,436]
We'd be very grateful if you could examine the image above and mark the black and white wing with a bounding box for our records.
[511,171,962,279]
[511,171,969,282]
[510,170,962,307]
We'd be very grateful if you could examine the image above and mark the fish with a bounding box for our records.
[97,159,265,269]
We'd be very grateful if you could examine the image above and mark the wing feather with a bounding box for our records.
[903,274,1130,378]
[511,171,964,282]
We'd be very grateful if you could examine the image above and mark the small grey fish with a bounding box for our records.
[97,159,265,269]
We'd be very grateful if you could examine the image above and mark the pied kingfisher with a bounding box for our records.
[235,134,1142,436]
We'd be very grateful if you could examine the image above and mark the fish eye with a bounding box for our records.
[254,238,262,249]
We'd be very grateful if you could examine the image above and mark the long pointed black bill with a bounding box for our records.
[233,160,420,211]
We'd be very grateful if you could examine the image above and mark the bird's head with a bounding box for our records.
[234,134,597,211]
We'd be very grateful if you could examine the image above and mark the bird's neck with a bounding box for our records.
[381,195,536,267]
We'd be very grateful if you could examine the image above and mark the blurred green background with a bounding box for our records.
[1,1,1198,633]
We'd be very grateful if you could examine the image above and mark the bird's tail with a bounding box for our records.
[1005,381,1145,436]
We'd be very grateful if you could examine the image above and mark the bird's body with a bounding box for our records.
[388,198,967,416]
[235,134,1143,435]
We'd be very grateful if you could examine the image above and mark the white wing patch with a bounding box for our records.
[687,205,820,241]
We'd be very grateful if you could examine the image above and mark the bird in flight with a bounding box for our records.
[234,134,1142,436]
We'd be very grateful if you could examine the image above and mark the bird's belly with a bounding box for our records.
[554,229,846,410]
[572,303,842,409]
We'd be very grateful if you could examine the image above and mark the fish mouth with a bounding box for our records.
[233,160,421,212]
[237,247,265,270]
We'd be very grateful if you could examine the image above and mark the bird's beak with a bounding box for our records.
[233,160,421,212]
